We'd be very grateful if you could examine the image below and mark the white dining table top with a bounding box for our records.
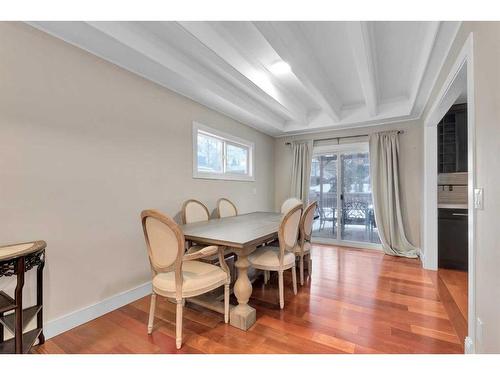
[180,211,282,249]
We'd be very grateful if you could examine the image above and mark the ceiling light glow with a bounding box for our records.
[270,61,291,75]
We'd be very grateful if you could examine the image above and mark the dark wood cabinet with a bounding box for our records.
[438,209,468,271]
[438,103,468,173]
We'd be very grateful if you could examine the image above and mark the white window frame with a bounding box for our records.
[192,122,255,181]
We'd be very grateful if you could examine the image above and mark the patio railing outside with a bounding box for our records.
[309,191,381,244]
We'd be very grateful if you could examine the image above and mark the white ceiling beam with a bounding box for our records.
[346,22,379,117]
[413,22,461,117]
[407,21,441,114]
[253,22,342,123]
[28,21,460,137]
[178,21,308,125]
[84,21,286,132]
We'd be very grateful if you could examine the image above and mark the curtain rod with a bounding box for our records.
[284,130,404,145]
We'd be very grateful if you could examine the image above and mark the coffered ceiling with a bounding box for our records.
[29,21,461,136]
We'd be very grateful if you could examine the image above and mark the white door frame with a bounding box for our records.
[422,33,476,353]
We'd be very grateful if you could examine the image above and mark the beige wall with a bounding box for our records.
[423,21,500,353]
[0,23,275,324]
[3,20,500,353]
[274,120,423,248]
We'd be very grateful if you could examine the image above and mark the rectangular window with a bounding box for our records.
[193,122,254,181]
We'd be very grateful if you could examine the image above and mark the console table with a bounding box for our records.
[0,241,46,354]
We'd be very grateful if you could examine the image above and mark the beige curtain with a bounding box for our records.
[369,131,419,258]
[290,140,313,203]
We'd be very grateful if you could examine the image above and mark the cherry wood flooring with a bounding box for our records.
[437,268,468,345]
[34,245,468,354]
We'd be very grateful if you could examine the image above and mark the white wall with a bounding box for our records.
[0,23,275,326]
[422,22,500,353]
[274,120,423,248]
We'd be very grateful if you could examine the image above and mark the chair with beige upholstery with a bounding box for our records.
[181,199,210,224]
[216,198,238,218]
[141,209,230,349]
[294,201,317,285]
[249,204,302,309]
[181,198,212,254]
[181,199,236,284]
[263,197,302,248]
[280,197,303,214]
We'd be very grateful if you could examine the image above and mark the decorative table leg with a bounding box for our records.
[36,254,45,345]
[230,250,256,330]
[15,257,25,354]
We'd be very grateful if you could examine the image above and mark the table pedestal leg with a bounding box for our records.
[230,251,256,330]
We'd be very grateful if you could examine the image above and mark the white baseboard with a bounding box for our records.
[44,281,152,339]
[464,336,475,354]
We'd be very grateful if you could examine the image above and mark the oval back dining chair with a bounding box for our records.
[249,204,303,309]
[181,199,236,279]
[217,198,238,218]
[181,199,210,224]
[141,209,230,349]
[280,197,303,214]
[181,199,211,254]
[294,201,317,285]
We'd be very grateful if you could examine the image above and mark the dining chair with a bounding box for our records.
[216,198,238,218]
[263,197,302,248]
[249,204,302,309]
[181,198,211,253]
[181,199,235,279]
[280,197,303,214]
[141,209,230,349]
[181,199,210,224]
[294,201,317,286]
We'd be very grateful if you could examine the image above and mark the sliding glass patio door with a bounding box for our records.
[310,153,338,239]
[309,143,381,246]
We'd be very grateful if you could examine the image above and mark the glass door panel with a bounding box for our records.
[340,152,380,244]
[309,154,337,239]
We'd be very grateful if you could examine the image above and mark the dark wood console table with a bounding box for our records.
[0,240,46,354]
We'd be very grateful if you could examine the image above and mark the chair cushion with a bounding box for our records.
[153,261,227,297]
[293,241,311,255]
[249,246,296,270]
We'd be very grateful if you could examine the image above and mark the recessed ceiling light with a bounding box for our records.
[269,61,291,75]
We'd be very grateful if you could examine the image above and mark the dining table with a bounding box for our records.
[180,211,282,331]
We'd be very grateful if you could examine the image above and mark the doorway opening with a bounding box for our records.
[436,100,469,348]
[423,34,475,353]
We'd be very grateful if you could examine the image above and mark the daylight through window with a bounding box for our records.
[193,123,254,181]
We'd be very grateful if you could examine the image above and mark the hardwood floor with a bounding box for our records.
[34,245,468,354]
[436,268,468,345]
